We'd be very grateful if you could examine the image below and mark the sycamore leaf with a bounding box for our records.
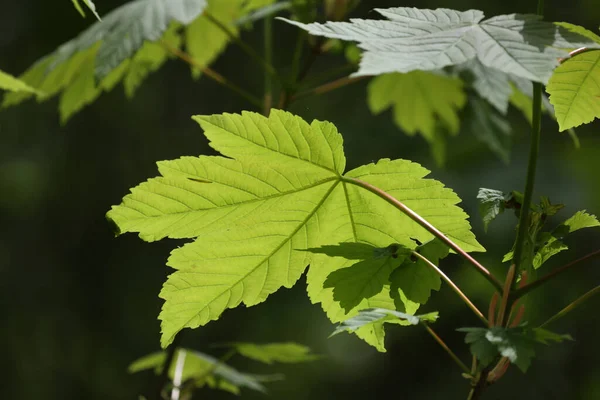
[463,95,512,162]
[477,188,508,232]
[457,60,512,114]
[459,326,572,373]
[0,70,40,94]
[107,110,484,350]
[332,308,438,337]
[533,210,599,269]
[223,342,320,364]
[236,1,291,26]
[129,349,270,394]
[313,243,411,312]
[367,71,467,164]
[389,239,448,305]
[280,7,599,82]
[547,49,600,131]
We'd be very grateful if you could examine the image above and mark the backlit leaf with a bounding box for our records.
[107,109,484,350]
[225,342,320,364]
[0,70,40,94]
[367,71,467,165]
[332,308,439,337]
[547,49,600,131]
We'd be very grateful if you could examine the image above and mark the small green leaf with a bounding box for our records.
[225,342,320,364]
[457,60,512,114]
[322,243,410,312]
[555,22,600,44]
[368,71,467,163]
[128,349,269,393]
[389,239,448,305]
[236,1,290,26]
[547,49,600,131]
[533,210,599,269]
[459,326,573,373]
[0,69,40,94]
[72,0,102,20]
[332,308,438,337]
[477,188,508,232]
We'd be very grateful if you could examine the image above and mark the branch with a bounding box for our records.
[153,332,183,400]
[422,323,471,375]
[161,41,263,109]
[412,251,488,325]
[539,285,600,328]
[204,11,278,79]
[513,249,600,299]
[290,75,367,102]
[263,17,273,115]
[343,177,503,292]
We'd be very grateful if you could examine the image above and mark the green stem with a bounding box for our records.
[539,285,600,328]
[343,177,503,292]
[263,17,273,115]
[422,323,471,375]
[412,252,488,325]
[511,82,542,278]
[161,41,263,109]
[154,332,183,400]
[513,249,600,300]
[204,12,278,79]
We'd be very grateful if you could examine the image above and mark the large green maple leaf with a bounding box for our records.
[281,7,598,82]
[107,109,484,349]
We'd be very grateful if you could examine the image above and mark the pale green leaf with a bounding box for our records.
[72,0,102,20]
[459,326,572,373]
[107,110,484,349]
[367,71,466,165]
[185,0,241,79]
[281,8,599,82]
[477,188,508,232]
[457,60,512,114]
[128,349,268,393]
[236,1,289,26]
[547,49,600,131]
[555,22,600,44]
[225,342,320,364]
[533,210,599,269]
[332,308,438,336]
[0,69,40,94]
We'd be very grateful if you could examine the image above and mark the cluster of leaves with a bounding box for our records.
[1,0,278,122]
[458,325,572,373]
[478,188,599,274]
[284,8,600,163]
[106,109,484,351]
[5,4,600,165]
[129,342,319,396]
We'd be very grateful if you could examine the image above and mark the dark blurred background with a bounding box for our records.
[1,0,599,399]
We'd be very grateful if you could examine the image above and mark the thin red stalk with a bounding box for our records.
[344,177,503,292]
